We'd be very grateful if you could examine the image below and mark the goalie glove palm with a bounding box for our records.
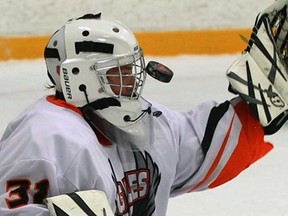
[227,0,288,134]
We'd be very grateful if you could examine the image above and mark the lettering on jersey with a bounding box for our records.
[62,68,72,99]
[5,179,49,209]
[109,149,161,216]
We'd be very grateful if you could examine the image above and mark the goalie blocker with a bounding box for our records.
[44,190,114,216]
[227,0,288,134]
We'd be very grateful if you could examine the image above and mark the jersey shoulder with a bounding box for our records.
[0,97,98,166]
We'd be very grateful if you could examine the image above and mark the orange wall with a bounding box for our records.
[0,28,251,61]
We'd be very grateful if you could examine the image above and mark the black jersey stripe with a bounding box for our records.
[172,101,231,191]
[172,101,230,190]
[201,101,230,155]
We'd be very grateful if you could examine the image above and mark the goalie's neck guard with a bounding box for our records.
[81,97,155,150]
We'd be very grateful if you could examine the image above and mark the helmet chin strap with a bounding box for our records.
[80,98,121,145]
[85,98,121,110]
[123,107,151,122]
[80,96,163,148]
[78,82,121,110]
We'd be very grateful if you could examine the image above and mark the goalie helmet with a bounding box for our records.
[44,13,146,107]
[44,14,153,149]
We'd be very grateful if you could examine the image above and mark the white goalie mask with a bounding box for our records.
[45,14,155,149]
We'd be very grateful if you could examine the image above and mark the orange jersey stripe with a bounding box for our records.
[46,95,112,146]
[46,95,83,117]
[189,114,236,192]
[208,101,273,188]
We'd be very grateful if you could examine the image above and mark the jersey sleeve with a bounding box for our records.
[0,160,55,215]
[169,97,273,196]
[0,98,97,215]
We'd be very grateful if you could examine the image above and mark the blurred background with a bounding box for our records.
[0,0,274,35]
[0,0,275,59]
[2,1,287,216]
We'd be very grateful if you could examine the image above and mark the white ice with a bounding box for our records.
[0,55,287,216]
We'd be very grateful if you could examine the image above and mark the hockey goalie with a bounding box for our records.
[0,1,288,216]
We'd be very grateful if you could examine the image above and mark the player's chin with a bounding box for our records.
[121,89,134,97]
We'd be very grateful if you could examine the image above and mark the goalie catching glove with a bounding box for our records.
[227,0,288,134]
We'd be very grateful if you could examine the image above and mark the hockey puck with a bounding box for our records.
[145,61,174,83]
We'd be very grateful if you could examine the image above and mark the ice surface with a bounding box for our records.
[0,55,287,216]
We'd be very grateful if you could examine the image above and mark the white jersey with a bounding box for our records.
[0,96,273,216]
